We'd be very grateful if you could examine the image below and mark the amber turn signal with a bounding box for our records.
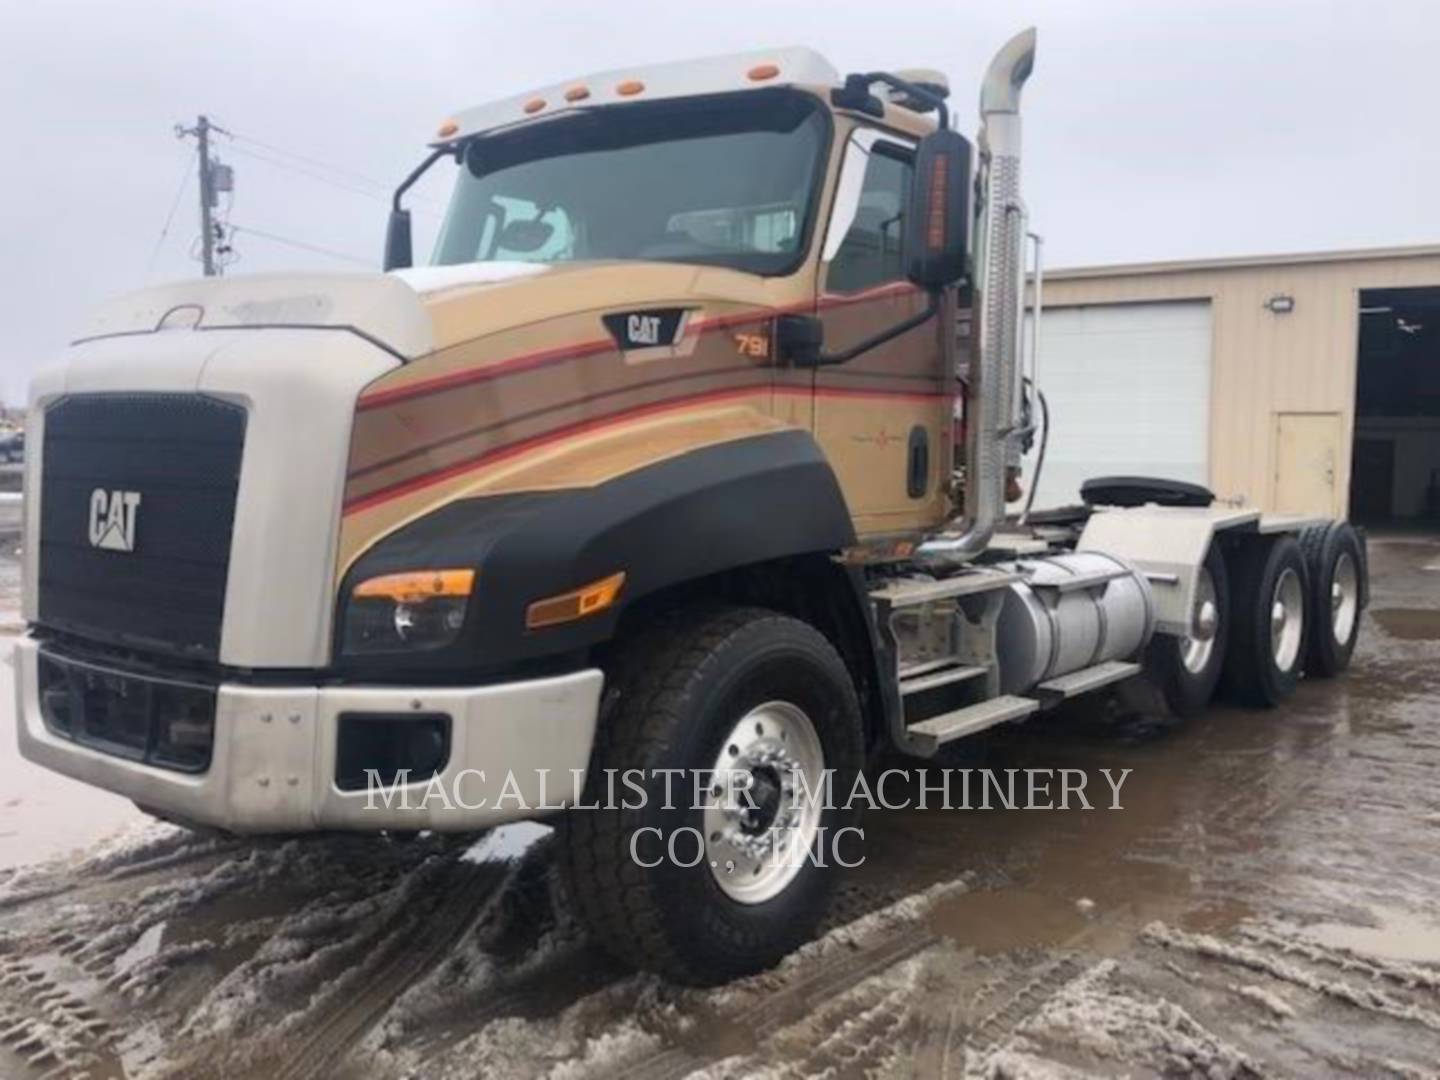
[354,569,475,605]
[526,572,626,629]
[925,152,949,250]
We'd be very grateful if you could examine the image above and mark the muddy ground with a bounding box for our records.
[1,535,1438,1079]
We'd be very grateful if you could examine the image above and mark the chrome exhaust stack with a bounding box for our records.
[921,27,1036,563]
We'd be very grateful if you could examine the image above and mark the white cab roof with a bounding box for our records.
[439,47,840,144]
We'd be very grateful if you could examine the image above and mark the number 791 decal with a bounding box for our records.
[733,332,770,359]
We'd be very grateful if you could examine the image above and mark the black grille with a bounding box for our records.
[38,647,217,773]
[39,394,246,658]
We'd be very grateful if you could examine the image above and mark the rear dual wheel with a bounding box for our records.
[1140,543,1230,717]
[1300,522,1365,677]
[1221,536,1309,707]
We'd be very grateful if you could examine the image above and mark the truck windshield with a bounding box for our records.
[432,90,829,276]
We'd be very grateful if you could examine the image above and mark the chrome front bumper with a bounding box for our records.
[11,635,604,833]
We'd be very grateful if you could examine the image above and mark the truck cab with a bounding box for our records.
[13,32,1367,984]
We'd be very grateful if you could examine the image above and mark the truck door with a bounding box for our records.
[813,128,953,539]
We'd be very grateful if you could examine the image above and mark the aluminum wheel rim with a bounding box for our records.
[1181,566,1220,675]
[1330,552,1359,644]
[703,700,825,905]
[1270,567,1304,672]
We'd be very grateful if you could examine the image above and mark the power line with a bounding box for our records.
[225,143,393,206]
[228,223,373,267]
[223,142,443,220]
[146,153,193,275]
[224,128,446,210]
[227,129,396,195]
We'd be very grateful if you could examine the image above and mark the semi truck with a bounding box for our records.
[14,29,1367,984]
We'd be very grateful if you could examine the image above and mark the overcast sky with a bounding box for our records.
[1,0,1436,404]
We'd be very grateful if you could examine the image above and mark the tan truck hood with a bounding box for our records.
[80,261,794,361]
[390,259,791,352]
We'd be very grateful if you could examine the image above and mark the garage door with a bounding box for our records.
[1016,300,1212,510]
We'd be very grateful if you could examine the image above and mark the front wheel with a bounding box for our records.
[561,606,865,984]
[1220,536,1309,707]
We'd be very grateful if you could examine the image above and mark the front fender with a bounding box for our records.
[336,429,855,675]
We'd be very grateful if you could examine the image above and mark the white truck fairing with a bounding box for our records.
[28,312,403,668]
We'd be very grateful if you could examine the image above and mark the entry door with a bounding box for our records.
[1275,412,1341,516]
[812,128,951,539]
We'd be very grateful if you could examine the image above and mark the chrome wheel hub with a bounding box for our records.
[1270,567,1304,672]
[1330,552,1358,644]
[1180,567,1220,674]
[703,701,825,905]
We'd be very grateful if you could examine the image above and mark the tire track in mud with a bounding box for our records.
[271,859,510,1080]
[0,835,246,916]
[624,924,938,1080]
[955,953,1087,1071]
[1144,922,1440,1034]
[0,951,121,1079]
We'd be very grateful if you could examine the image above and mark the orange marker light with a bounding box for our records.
[354,569,475,605]
[526,572,627,629]
[747,63,780,81]
[436,118,459,139]
[616,79,645,96]
[564,85,591,102]
[926,153,949,249]
[523,97,546,114]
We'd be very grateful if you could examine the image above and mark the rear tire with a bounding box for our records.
[1220,536,1309,707]
[1299,522,1364,677]
[561,605,865,985]
[1141,542,1230,717]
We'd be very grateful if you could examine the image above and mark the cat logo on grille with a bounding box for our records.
[88,488,142,552]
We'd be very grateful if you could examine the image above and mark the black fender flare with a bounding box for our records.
[336,429,858,675]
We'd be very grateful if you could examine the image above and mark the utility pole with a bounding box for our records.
[195,115,215,276]
[175,115,232,276]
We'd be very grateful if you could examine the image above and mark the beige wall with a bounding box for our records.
[1040,249,1440,517]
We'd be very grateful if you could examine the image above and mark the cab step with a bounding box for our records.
[900,662,988,697]
[905,695,1039,755]
[1033,659,1142,703]
[869,569,1019,609]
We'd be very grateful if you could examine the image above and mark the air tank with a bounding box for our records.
[995,551,1155,695]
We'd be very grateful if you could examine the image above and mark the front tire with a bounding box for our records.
[1300,522,1364,677]
[561,605,865,984]
[1220,536,1309,707]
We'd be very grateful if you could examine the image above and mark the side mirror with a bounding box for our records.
[777,314,824,366]
[383,208,413,271]
[904,129,972,289]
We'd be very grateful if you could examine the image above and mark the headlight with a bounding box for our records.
[342,569,475,654]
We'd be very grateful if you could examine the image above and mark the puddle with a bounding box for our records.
[929,886,1091,951]
[1371,608,1440,641]
[1302,905,1440,964]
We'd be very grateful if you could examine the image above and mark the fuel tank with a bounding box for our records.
[995,552,1155,694]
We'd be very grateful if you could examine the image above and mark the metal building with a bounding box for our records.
[1025,244,1440,525]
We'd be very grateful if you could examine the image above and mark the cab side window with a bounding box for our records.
[827,145,913,293]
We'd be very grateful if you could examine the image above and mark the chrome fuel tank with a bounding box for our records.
[995,552,1155,694]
